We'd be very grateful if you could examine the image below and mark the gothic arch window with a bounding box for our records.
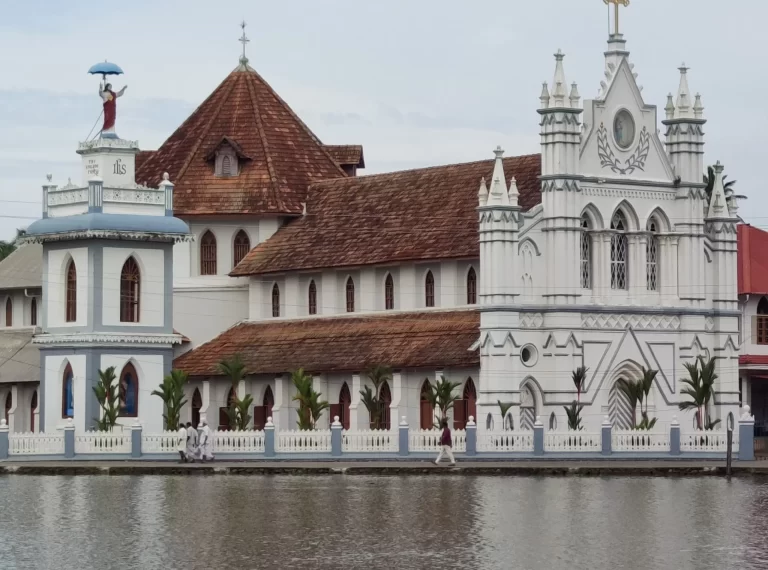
[192,388,202,427]
[455,378,477,430]
[419,380,433,429]
[609,380,634,430]
[4,298,11,327]
[467,267,477,305]
[646,219,660,292]
[62,363,74,418]
[233,230,250,268]
[757,297,768,345]
[759,297,768,314]
[379,381,392,430]
[30,390,37,432]
[30,298,37,326]
[4,391,10,424]
[425,271,435,308]
[120,256,141,323]
[339,383,351,430]
[581,215,592,289]
[610,211,629,290]
[66,260,77,322]
[119,362,139,417]
[308,280,317,315]
[271,284,280,318]
[200,231,217,275]
[384,274,394,310]
[549,412,558,431]
[345,277,355,313]
[263,386,274,418]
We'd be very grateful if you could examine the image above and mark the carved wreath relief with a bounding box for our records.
[597,111,649,175]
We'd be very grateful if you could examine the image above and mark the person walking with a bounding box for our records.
[186,422,199,463]
[435,418,456,466]
[177,422,188,463]
[198,420,214,462]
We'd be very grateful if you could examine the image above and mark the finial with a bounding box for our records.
[539,82,550,109]
[679,62,688,73]
[694,93,704,119]
[665,93,675,120]
[569,82,581,107]
[554,49,564,61]
[239,20,250,66]
[162,172,170,181]
[46,173,52,182]
[494,145,504,159]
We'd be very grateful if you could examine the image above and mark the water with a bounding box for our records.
[0,475,767,569]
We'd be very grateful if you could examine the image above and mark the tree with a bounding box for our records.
[291,368,329,430]
[151,369,189,431]
[359,365,392,430]
[571,366,588,404]
[234,395,254,431]
[425,376,461,426]
[217,354,253,430]
[0,229,26,263]
[498,401,514,431]
[679,357,720,430]
[638,367,658,429]
[703,165,737,205]
[563,402,584,431]
[92,367,120,431]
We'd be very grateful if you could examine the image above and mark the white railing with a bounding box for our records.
[277,430,332,453]
[409,429,466,452]
[342,430,398,452]
[478,431,534,452]
[545,431,601,452]
[680,431,736,452]
[142,431,180,454]
[612,431,670,452]
[8,432,65,455]
[213,430,265,453]
[74,431,131,454]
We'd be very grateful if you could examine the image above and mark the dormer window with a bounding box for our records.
[206,136,250,178]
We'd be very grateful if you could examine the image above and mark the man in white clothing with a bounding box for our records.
[186,422,198,462]
[177,424,188,463]
[198,420,214,462]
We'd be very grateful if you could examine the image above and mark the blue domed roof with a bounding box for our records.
[26,213,190,237]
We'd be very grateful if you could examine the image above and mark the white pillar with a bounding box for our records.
[348,373,366,430]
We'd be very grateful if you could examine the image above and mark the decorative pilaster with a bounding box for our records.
[159,172,174,216]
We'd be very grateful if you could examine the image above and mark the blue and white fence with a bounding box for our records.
[0,407,757,462]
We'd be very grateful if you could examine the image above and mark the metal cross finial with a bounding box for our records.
[239,20,250,65]
[604,0,630,35]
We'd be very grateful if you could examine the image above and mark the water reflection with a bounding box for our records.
[0,475,766,569]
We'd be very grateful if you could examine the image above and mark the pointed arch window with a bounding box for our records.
[455,378,477,430]
[419,380,433,430]
[4,392,11,424]
[119,362,139,417]
[339,383,351,430]
[378,381,392,430]
[425,271,435,308]
[646,219,659,292]
[120,256,141,323]
[4,298,11,327]
[30,298,37,326]
[757,297,768,345]
[233,230,250,268]
[66,260,77,322]
[222,155,232,177]
[271,284,280,318]
[467,267,477,305]
[200,231,217,275]
[345,277,355,313]
[581,215,592,289]
[62,363,74,418]
[30,391,37,432]
[384,274,394,310]
[308,280,317,315]
[610,211,629,290]
[191,388,203,427]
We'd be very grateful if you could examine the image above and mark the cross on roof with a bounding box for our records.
[604,0,630,35]
[239,21,250,65]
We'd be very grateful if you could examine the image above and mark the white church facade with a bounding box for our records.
[4,23,745,436]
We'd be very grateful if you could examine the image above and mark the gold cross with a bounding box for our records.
[604,0,630,35]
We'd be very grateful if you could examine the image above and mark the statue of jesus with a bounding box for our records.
[99,82,127,138]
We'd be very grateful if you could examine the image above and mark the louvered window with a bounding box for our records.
[646,220,659,292]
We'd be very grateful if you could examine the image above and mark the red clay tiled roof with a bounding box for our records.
[134,63,348,216]
[325,145,365,168]
[740,355,768,366]
[173,310,479,377]
[231,154,541,276]
[135,150,154,173]
[738,224,768,295]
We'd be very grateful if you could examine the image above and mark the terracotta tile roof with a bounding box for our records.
[135,150,155,173]
[173,310,479,377]
[738,224,768,295]
[231,154,541,276]
[740,355,768,366]
[134,63,348,216]
[325,145,365,168]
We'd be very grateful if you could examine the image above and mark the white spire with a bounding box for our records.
[550,50,568,108]
[694,93,704,119]
[707,161,731,218]
[569,82,581,108]
[487,146,509,206]
[664,93,675,120]
[508,176,519,207]
[674,63,694,119]
[539,82,550,110]
[478,177,489,207]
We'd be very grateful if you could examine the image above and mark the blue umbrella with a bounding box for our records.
[88,61,124,81]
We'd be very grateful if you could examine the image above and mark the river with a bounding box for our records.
[0,475,766,569]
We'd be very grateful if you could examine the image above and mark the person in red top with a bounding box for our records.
[434,418,456,466]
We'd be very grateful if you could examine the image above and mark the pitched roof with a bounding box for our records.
[231,154,541,276]
[173,310,479,377]
[738,224,768,295]
[0,244,42,289]
[0,330,39,384]
[135,63,348,216]
[325,145,365,168]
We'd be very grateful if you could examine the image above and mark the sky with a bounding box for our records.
[0,0,765,240]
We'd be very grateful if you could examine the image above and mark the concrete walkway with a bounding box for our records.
[1,459,767,476]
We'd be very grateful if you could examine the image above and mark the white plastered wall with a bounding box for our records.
[46,248,88,328]
[43,354,86,432]
[102,247,165,327]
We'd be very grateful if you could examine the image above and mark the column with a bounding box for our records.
[271,375,288,430]
[390,370,403,430]
[348,373,366,430]
[312,374,329,429]
[200,380,211,425]
[738,406,755,461]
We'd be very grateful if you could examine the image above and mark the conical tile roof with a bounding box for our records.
[136,63,348,216]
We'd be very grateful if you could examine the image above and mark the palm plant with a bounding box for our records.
[151,369,189,430]
[678,357,718,430]
[292,368,328,430]
[235,394,254,431]
[92,367,120,431]
[563,401,584,431]
[571,366,588,403]
[359,365,392,429]
[703,165,737,205]
[427,376,461,426]
[218,354,253,430]
[498,401,514,431]
[617,377,643,429]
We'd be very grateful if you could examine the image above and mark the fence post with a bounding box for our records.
[738,405,755,461]
[466,416,477,457]
[331,416,342,457]
[64,418,75,459]
[264,417,276,458]
[399,416,409,457]
[533,416,544,456]
[131,421,142,458]
[602,416,612,456]
[0,419,9,460]
[670,416,681,456]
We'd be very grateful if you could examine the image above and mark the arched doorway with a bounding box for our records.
[609,380,634,430]
[191,388,202,428]
[219,387,236,430]
[379,381,392,430]
[520,384,537,431]
[4,392,11,424]
[454,378,477,430]
[253,386,274,430]
[330,383,352,430]
[30,391,37,432]
[420,380,433,429]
